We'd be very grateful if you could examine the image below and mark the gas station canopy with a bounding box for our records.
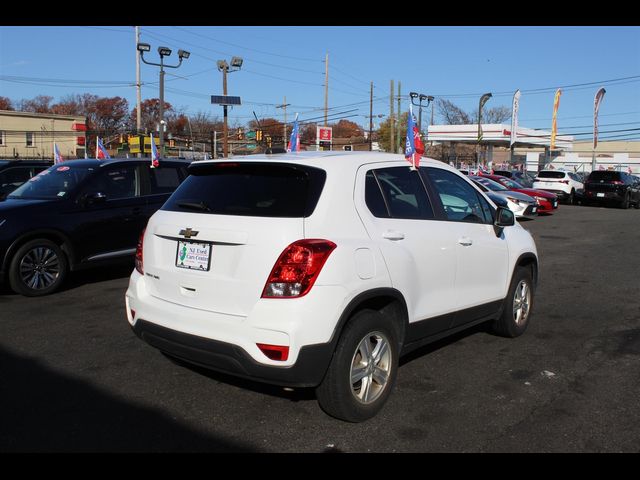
[427,124,574,150]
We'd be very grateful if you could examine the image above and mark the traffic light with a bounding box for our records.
[237,128,244,140]
[256,130,263,142]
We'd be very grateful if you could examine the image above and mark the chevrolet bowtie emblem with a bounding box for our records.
[179,228,199,239]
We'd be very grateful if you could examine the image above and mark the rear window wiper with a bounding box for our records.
[177,201,212,212]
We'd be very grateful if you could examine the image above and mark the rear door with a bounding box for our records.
[73,163,146,261]
[141,162,325,317]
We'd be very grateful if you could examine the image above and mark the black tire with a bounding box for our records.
[8,239,68,297]
[316,309,399,422]
[620,192,630,209]
[568,189,575,205]
[634,195,640,209]
[492,267,534,338]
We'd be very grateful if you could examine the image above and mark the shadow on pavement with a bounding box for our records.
[0,347,258,452]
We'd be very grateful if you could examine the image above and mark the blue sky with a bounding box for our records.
[1,26,639,141]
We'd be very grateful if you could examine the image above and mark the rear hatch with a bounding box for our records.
[534,171,568,190]
[585,171,624,194]
[142,161,326,316]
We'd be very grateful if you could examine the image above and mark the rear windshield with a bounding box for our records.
[537,171,566,179]
[587,171,621,182]
[162,162,326,218]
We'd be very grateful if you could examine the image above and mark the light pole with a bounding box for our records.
[409,92,434,136]
[137,42,190,159]
[217,56,243,158]
[477,92,492,169]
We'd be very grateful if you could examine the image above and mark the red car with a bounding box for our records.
[482,174,559,213]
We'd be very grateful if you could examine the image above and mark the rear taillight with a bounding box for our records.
[262,239,337,298]
[611,180,624,185]
[257,343,289,361]
[135,228,145,274]
[561,180,569,184]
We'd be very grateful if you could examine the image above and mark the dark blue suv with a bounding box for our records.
[0,158,190,296]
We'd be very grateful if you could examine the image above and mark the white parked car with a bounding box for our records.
[126,152,539,422]
[533,169,583,204]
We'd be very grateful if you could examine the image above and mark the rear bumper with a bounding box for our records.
[584,190,625,202]
[132,319,333,388]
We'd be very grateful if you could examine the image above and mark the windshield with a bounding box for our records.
[472,176,508,191]
[495,177,523,189]
[8,164,94,200]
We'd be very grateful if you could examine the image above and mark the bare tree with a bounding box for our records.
[436,99,472,125]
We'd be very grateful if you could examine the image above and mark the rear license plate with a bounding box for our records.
[176,241,211,271]
[596,192,605,197]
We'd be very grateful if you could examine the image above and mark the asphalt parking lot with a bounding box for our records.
[1,204,639,453]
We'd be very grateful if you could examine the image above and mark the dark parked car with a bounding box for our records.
[0,158,190,296]
[492,169,535,188]
[0,160,53,200]
[583,170,640,209]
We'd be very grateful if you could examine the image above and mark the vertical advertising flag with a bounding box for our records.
[403,105,424,169]
[150,133,160,168]
[510,90,521,147]
[96,137,110,160]
[53,142,64,164]
[287,114,300,152]
[477,93,492,142]
[550,89,562,150]
[593,87,606,150]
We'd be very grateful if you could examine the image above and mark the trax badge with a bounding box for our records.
[179,228,199,239]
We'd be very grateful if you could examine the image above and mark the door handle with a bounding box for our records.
[458,236,473,246]
[382,230,405,241]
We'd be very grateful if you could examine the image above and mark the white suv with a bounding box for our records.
[126,152,538,422]
[533,169,583,204]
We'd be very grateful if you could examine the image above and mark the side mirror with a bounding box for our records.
[493,206,515,237]
[495,206,515,227]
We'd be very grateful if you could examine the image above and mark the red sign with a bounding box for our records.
[317,126,332,142]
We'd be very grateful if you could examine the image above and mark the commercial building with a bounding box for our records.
[0,110,87,160]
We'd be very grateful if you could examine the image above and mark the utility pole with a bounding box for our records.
[369,81,373,151]
[276,96,290,147]
[324,53,329,126]
[396,81,402,154]
[389,80,394,154]
[135,26,142,157]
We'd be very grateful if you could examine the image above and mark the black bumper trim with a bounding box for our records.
[132,320,334,388]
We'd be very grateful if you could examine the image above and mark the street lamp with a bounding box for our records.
[409,92,434,135]
[137,42,190,160]
[217,56,243,157]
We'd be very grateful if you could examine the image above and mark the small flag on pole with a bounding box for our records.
[96,137,110,160]
[53,142,64,164]
[287,114,300,152]
[150,133,160,168]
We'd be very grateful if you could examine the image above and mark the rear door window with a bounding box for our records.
[162,162,326,218]
[369,167,434,220]
[538,171,566,179]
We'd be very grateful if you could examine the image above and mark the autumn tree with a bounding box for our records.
[130,98,174,134]
[248,117,284,139]
[0,96,14,110]
[330,119,364,138]
[18,95,54,113]
[300,122,317,146]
